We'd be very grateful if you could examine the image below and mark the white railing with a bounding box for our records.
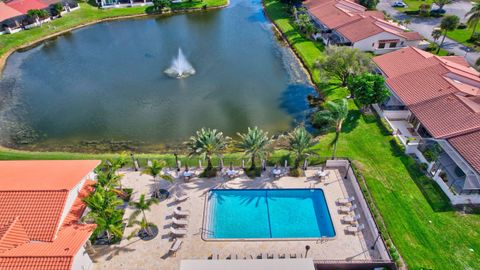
[382,110,410,120]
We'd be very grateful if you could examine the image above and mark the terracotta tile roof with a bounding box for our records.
[61,180,96,228]
[441,56,469,67]
[0,218,30,253]
[448,130,480,173]
[0,256,73,270]
[0,2,23,22]
[0,190,69,242]
[306,0,365,29]
[0,160,100,191]
[5,0,48,14]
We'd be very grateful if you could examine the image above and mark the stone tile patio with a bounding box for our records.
[90,166,385,270]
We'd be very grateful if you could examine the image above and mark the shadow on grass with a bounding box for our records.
[389,139,453,212]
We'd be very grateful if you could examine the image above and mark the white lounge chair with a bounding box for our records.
[338,204,357,213]
[172,217,188,227]
[169,239,183,256]
[174,208,190,217]
[337,196,355,205]
[345,224,365,234]
[174,194,189,202]
[342,214,361,224]
[170,227,187,237]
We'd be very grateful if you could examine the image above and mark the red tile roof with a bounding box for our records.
[0,256,73,270]
[0,218,30,254]
[5,0,48,14]
[0,160,100,191]
[448,130,480,173]
[0,2,23,22]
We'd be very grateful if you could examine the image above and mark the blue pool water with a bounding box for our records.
[206,189,336,239]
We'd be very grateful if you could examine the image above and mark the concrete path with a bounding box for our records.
[378,0,479,65]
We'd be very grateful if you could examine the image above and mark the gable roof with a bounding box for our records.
[0,160,100,191]
[0,218,30,254]
[5,0,48,14]
[448,130,480,173]
[0,2,23,22]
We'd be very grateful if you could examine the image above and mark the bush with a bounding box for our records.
[244,167,262,178]
[457,23,468,29]
[404,10,420,16]
[425,42,439,52]
[419,163,428,172]
[289,167,303,177]
[200,167,218,178]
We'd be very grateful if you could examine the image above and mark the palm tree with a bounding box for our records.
[237,127,273,169]
[466,2,480,39]
[128,194,159,237]
[313,99,348,159]
[437,15,460,53]
[83,188,123,215]
[185,128,229,170]
[287,126,317,169]
[91,209,124,244]
[431,28,443,43]
[142,159,172,182]
[95,169,122,191]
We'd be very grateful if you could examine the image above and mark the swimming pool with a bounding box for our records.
[204,189,336,240]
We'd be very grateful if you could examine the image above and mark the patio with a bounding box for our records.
[90,163,390,270]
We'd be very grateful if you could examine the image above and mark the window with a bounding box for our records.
[378,43,386,49]
[389,42,397,48]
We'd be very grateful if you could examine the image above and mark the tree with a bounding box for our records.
[186,128,229,170]
[128,194,159,237]
[419,4,431,17]
[27,9,49,23]
[347,73,389,110]
[95,169,122,191]
[279,0,303,6]
[295,13,315,37]
[312,99,348,159]
[431,28,443,42]
[153,0,171,12]
[358,0,378,10]
[437,15,460,53]
[466,2,480,39]
[287,126,317,169]
[51,3,63,17]
[90,208,124,244]
[142,159,172,182]
[433,0,452,11]
[236,127,272,169]
[315,46,373,86]
[83,188,123,215]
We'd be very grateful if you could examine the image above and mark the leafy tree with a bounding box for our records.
[295,13,315,37]
[128,194,159,237]
[153,0,171,12]
[419,4,431,17]
[433,0,452,10]
[347,73,389,110]
[358,0,378,10]
[431,28,443,42]
[142,159,172,182]
[279,0,303,6]
[466,2,480,39]
[312,99,348,159]
[83,187,123,215]
[186,128,229,170]
[95,169,122,191]
[27,9,49,22]
[51,3,64,17]
[236,127,273,169]
[287,126,317,169]
[402,18,412,28]
[437,15,460,53]
[315,46,373,86]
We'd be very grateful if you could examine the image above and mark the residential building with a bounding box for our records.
[373,47,480,204]
[0,160,100,270]
[304,0,423,54]
[96,0,152,8]
[0,0,79,34]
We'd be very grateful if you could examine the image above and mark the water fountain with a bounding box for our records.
[164,48,196,79]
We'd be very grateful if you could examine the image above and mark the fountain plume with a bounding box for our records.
[164,48,196,79]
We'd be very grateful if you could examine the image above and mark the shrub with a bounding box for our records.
[404,10,420,16]
[457,23,468,29]
[289,167,303,177]
[244,167,262,178]
[439,171,448,182]
[200,167,218,178]
[419,163,428,172]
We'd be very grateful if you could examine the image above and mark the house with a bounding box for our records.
[0,160,100,270]
[373,47,480,204]
[0,0,79,34]
[96,0,152,9]
[304,0,423,54]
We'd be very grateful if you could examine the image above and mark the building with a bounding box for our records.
[0,160,100,270]
[0,0,79,34]
[96,0,152,9]
[373,47,480,204]
[304,0,423,54]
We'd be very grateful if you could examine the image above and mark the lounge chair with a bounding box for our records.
[174,208,190,217]
[290,253,297,258]
[337,196,355,205]
[174,194,189,202]
[342,214,361,224]
[338,204,357,213]
[172,217,188,227]
[345,224,365,234]
[169,239,183,256]
[170,227,187,237]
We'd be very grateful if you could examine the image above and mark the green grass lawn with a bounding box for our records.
[394,0,433,12]
[264,0,480,269]
[447,27,479,51]
[0,0,227,60]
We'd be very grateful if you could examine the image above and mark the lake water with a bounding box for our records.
[0,0,315,152]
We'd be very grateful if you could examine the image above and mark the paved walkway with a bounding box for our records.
[378,0,480,65]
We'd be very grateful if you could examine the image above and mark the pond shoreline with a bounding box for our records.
[0,2,230,77]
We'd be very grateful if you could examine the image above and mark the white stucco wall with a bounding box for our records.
[353,32,407,53]
[71,246,93,270]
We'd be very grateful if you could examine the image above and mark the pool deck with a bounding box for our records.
[90,166,388,269]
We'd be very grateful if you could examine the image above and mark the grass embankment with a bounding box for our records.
[264,0,480,269]
[0,0,227,62]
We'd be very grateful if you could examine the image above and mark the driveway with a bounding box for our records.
[378,0,480,65]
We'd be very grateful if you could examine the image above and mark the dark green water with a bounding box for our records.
[0,0,314,152]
